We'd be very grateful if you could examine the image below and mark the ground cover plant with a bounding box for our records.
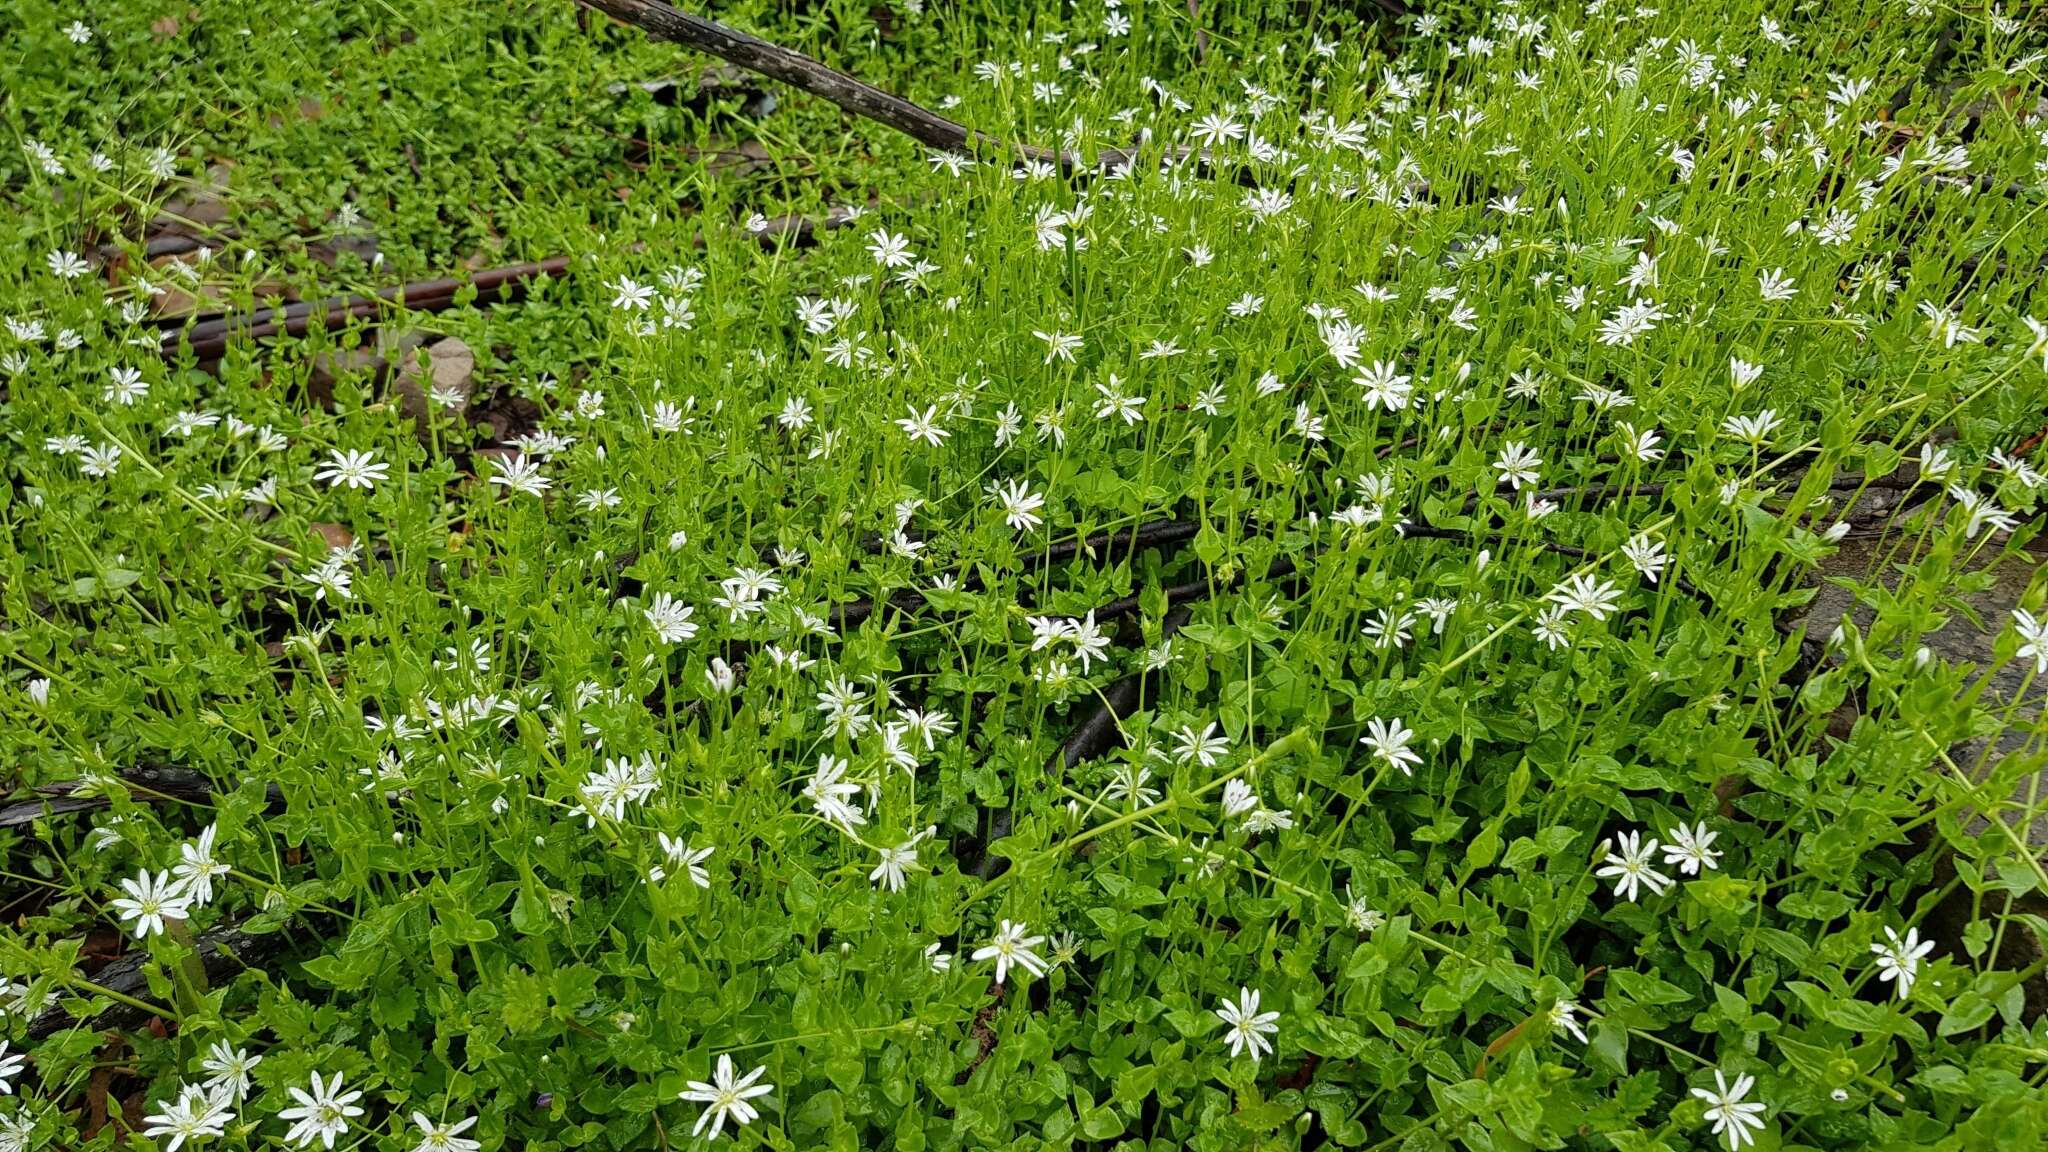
[3,0,2048,1149]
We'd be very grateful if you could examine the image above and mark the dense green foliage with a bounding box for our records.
[3,2,2047,1151]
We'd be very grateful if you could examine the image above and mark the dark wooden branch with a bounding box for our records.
[1021,519,1205,572]
[573,0,1224,180]
[162,257,573,361]
[0,765,283,830]
[579,0,1028,161]
[1050,606,1196,776]
[29,917,287,1040]
[1074,552,1306,625]
[159,208,842,361]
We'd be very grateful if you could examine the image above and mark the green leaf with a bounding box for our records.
[1938,992,1996,1037]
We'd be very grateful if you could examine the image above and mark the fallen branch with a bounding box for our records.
[962,604,1196,881]
[0,765,283,830]
[161,257,571,361]
[160,208,844,361]
[28,917,287,1040]
[574,0,1225,181]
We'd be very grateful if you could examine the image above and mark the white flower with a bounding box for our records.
[104,365,149,405]
[1069,611,1110,671]
[870,827,935,892]
[1241,806,1295,836]
[575,487,621,512]
[1531,604,1572,650]
[1354,360,1413,411]
[2012,609,2048,675]
[1728,358,1764,391]
[1360,716,1422,775]
[0,1111,31,1152]
[2021,316,2048,372]
[1690,1070,1767,1150]
[803,754,866,834]
[1596,831,1673,902]
[972,919,1049,984]
[313,448,389,490]
[0,1043,24,1095]
[1171,722,1230,767]
[679,1054,775,1141]
[643,593,698,644]
[78,441,123,476]
[144,1084,233,1152]
[1989,447,2045,490]
[1596,298,1666,345]
[1869,925,1936,999]
[901,707,955,750]
[1342,884,1385,932]
[1099,763,1159,807]
[278,1071,365,1150]
[201,1041,262,1101]
[1621,534,1668,584]
[488,454,551,497]
[1756,267,1798,302]
[46,249,90,279]
[1546,573,1622,621]
[172,823,231,907]
[1034,329,1083,363]
[1214,987,1280,1062]
[1549,1000,1588,1044]
[993,479,1045,532]
[815,678,871,737]
[1360,608,1413,649]
[656,833,714,888]
[1493,441,1542,490]
[1414,597,1457,634]
[1092,377,1146,425]
[866,228,914,268]
[1190,112,1246,148]
[925,941,953,973]
[1918,300,1981,348]
[610,276,656,311]
[1947,486,2017,538]
[1720,409,1783,446]
[993,402,1023,446]
[576,757,654,826]
[1220,779,1259,819]
[1660,821,1721,876]
[110,868,193,938]
[895,404,950,447]
[409,1112,481,1152]
[1617,422,1664,463]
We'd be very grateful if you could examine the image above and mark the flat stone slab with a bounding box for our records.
[1802,533,2044,844]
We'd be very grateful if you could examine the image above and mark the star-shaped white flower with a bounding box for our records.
[1869,925,1936,999]
[1690,1070,1767,1150]
[1595,831,1673,902]
[1214,987,1280,1062]
[679,1054,774,1140]
[277,1071,364,1150]
[972,919,1048,984]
